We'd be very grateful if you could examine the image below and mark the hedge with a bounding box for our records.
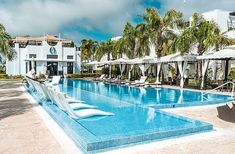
[0,74,8,78]
[69,73,100,78]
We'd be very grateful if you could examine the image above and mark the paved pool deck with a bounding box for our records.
[0,81,63,154]
[0,81,234,154]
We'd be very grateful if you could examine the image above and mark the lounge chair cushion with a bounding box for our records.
[74,109,114,118]
[67,97,85,103]
[70,103,97,110]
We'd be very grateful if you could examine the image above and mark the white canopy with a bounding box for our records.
[97,60,114,65]
[126,56,155,64]
[110,58,129,64]
[156,52,197,63]
[87,61,100,65]
[197,48,235,60]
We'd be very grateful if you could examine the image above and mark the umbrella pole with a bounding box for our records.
[224,59,229,81]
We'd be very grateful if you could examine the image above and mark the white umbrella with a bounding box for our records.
[110,58,128,64]
[86,61,100,65]
[197,48,235,60]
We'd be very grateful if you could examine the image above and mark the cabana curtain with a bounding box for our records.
[119,64,126,77]
[128,64,134,80]
[178,61,188,88]
[200,59,209,89]
[156,63,161,83]
[139,64,145,76]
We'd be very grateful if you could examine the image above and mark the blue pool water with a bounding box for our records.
[61,79,233,109]
[26,79,233,153]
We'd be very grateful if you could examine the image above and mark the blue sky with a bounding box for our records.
[0,0,235,45]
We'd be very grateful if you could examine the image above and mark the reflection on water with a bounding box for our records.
[146,107,156,123]
[61,79,233,107]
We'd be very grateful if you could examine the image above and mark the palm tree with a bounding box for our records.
[80,39,97,72]
[0,23,16,60]
[95,40,115,61]
[135,23,150,57]
[174,13,232,55]
[120,22,137,59]
[142,8,186,57]
[80,39,97,62]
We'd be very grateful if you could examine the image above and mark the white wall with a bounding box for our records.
[6,41,80,76]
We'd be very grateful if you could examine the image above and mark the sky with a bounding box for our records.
[0,0,235,45]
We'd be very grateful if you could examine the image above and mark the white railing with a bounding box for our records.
[203,81,235,97]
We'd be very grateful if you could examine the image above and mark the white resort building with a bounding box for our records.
[6,35,81,77]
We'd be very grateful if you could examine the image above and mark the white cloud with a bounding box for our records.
[0,0,144,40]
[159,0,235,19]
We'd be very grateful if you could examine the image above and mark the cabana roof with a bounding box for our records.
[110,58,129,64]
[126,56,155,64]
[87,61,100,65]
[156,52,197,63]
[197,48,235,60]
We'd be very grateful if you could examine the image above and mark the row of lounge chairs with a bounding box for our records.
[25,76,114,119]
[93,75,162,87]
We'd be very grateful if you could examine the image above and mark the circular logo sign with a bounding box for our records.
[50,47,57,55]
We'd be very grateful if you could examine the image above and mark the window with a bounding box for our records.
[47,55,58,59]
[29,54,36,58]
[67,55,73,59]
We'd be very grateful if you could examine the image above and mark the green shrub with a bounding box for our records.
[70,73,100,78]
[39,74,46,79]
[101,67,109,75]
[112,66,121,77]
[148,77,156,83]
[12,75,22,79]
[0,74,8,78]
[228,68,235,81]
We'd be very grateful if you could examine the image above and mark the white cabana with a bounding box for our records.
[86,61,100,65]
[126,56,155,77]
[197,48,235,89]
[111,58,129,77]
[155,52,197,88]
[197,48,235,60]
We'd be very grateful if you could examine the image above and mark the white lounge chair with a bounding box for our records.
[94,74,105,81]
[55,91,114,119]
[45,76,61,86]
[48,89,96,111]
[130,76,148,86]
[41,84,85,104]
[139,80,162,87]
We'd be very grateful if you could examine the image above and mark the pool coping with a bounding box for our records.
[20,86,82,154]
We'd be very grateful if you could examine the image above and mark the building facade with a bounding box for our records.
[6,35,81,76]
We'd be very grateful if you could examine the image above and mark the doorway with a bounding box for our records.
[67,62,73,74]
[47,62,58,77]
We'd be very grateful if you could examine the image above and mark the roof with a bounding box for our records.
[197,48,235,60]
[12,34,73,43]
[156,52,197,63]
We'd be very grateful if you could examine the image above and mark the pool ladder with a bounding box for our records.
[202,81,235,100]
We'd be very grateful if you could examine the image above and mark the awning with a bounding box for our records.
[156,52,197,63]
[86,61,100,65]
[197,48,235,60]
[126,56,155,64]
[110,58,129,64]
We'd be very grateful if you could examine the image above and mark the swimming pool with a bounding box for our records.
[62,79,233,109]
[26,79,233,153]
